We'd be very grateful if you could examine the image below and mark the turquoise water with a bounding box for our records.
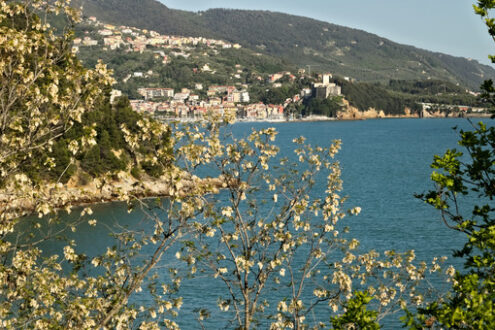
[233,118,468,259]
[19,118,483,328]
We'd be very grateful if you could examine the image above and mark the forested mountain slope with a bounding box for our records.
[74,0,495,90]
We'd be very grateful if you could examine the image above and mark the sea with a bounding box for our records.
[18,118,487,329]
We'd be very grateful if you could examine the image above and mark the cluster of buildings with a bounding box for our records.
[129,85,279,120]
[129,99,285,121]
[125,72,343,121]
[128,83,302,120]
[267,72,342,99]
[206,86,250,103]
[136,85,250,103]
[74,17,344,121]
[419,102,486,113]
[312,73,342,98]
[72,17,242,58]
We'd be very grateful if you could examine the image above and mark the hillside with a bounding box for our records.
[73,0,495,90]
[70,15,484,119]
[72,18,295,99]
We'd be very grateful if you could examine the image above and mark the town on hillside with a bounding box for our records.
[129,72,341,121]
[73,16,345,121]
[74,17,487,121]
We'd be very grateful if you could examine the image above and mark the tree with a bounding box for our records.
[0,2,451,329]
[303,96,343,117]
[331,291,379,330]
[474,0,495,111]
[0,0,112,185]
[403,2,495,327]
[405,121,495,329]
[174,123,448,329]
[0,1,191,328]
[183,131,361,329]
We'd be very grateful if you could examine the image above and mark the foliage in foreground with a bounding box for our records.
[407,121,495,328]
[0,1,180,328]
[402,2,495,327]
[0,1,471,329]
[175,125,449,329]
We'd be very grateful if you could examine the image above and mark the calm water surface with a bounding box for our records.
[234,118,468,259]
[24,118,485,328]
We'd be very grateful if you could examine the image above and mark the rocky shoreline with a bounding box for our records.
[168,100,490,123]
[0,171,226,221]
[3,110,489,220]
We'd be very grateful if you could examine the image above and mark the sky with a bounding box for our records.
[159,0,494,66]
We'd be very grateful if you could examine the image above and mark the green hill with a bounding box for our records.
[73,0,495,90]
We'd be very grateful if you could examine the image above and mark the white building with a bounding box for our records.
[98,29,113,36]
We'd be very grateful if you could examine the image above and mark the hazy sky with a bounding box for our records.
[159,0,494,66]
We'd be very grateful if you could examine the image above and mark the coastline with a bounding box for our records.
[1,171,226,221]
[162,108,491,124]
[4,112,491,219]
